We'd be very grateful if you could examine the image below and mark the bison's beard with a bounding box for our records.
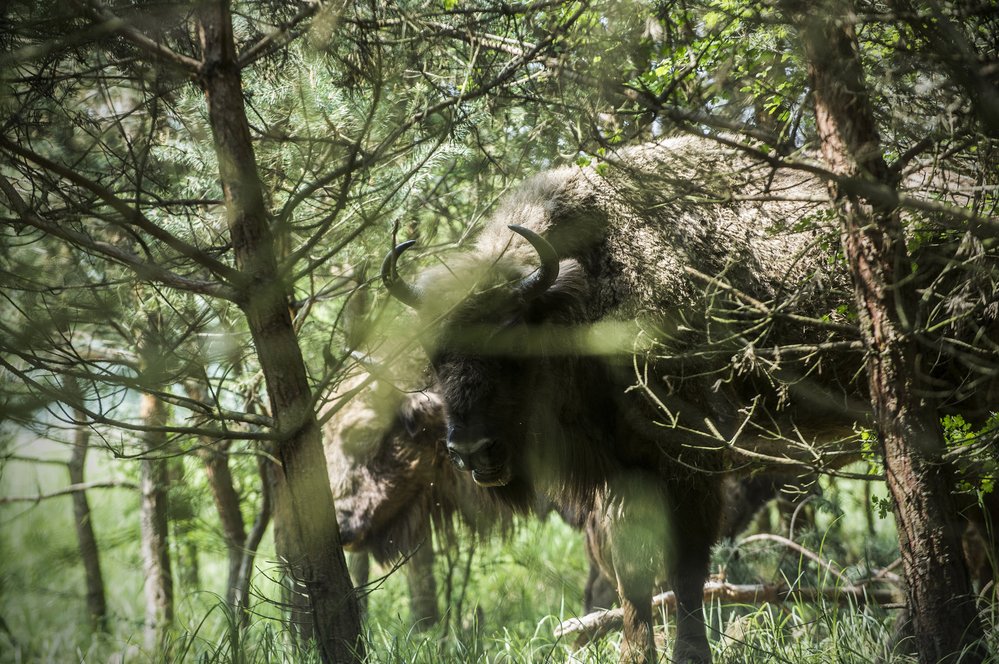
[482,473,536,514]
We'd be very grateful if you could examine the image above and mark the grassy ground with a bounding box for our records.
[2,442,996,663]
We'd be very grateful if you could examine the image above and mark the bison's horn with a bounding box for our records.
[380,240,421,308]
[509,225,559,299]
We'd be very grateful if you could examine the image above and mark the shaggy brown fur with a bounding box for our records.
[323,372,807,622]
[386,136,862,663]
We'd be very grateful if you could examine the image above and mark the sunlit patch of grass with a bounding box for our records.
[710,600,918,664]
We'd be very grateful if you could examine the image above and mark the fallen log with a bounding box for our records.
[555,581,901,646]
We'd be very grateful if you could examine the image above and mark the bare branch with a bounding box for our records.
[71,0,202,75]
[1,455,69,467]
[737,532,853,587]
[411,20,998,233]
[237,0,325,68]
[0,174,237,301]
[0,357,275,442]
[0,481,139,505]
[0,136,244,286]
[684,266,860,337]
[279,3,591,233]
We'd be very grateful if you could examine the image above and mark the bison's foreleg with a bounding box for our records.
[668,557,712,664]
[666,478,721,664]
[405,541,440,630]
[617,591,657,664]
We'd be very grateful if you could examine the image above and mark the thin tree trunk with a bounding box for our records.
[139,391,173,651]
[783,1,985,661]
[864,480,876,537]
[195,4,361,661]
[67,396,108,632]
[169,458,200,591]
[199,442,246,607]
[232,454,273,627]
[186,381,270,624]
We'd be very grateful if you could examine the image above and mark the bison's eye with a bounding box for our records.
[340,424,381,460]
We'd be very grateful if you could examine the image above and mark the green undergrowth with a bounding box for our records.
[3,458,998,662]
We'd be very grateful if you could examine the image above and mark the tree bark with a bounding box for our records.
[202,445,275,627]
[783,1,985,661]
[139,391,173,651]
[169,458,200,591]
[195,3,362,660]
[269,455,315,642]
[186,381,271,625]
[67,396,108,632]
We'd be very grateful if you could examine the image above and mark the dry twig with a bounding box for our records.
[555,581,900,646]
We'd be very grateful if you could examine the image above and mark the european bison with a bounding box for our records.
[381,135,866,663]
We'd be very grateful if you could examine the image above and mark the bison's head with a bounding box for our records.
[323,377,447,562]
[382,226,591,499]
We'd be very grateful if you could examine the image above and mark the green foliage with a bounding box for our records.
[871,494,895,522]
[944,413,998,496]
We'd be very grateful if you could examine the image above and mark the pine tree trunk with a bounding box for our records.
[68,397,108,632]
[195,4,362,660]
[270,460,315,643]
[139,391,173,651]
[783,1,985,661]
[187,382,270,624]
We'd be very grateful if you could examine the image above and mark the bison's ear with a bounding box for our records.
[398,391,445,440]
[525,259,589,324]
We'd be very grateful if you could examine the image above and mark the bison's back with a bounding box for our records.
[475,135,846,335]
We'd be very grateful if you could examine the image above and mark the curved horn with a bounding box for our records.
[508,225,559,299]
[380,240,421,308]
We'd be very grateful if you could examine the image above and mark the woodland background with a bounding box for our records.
[1,1,997,662]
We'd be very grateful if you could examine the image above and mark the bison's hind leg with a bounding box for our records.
[617,593,657,664]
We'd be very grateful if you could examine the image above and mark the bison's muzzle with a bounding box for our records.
[336,516,362,551]
[446,430,511,487]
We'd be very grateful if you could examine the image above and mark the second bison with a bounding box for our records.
[322,370,510,627]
